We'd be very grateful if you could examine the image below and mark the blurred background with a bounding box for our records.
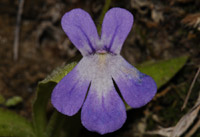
[0,0,200,137]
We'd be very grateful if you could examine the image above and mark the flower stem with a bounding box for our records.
[97,0,112,35]
[46,111,66,137]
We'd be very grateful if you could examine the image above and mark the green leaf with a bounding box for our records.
[137,56,188,88]
[46,110,66,137]
[32,62,77,137]
[62,113,82,137]
[0,108,35,137]
[46,111,82,137]
[5,96,23,107]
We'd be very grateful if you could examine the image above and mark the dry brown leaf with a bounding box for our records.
[151,9,164,23]
[130,0,153,14]
[181,13,200,31]
[185,117,200,137]
[146,127,174,137]
[171,96,200,137]
[146,93,200,137]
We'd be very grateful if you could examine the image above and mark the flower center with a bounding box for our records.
[96,50,107,54]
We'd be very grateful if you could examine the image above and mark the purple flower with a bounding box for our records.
[51,8,157,134]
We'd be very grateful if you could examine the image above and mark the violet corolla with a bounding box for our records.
[51,7,157,134]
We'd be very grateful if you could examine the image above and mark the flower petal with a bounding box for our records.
[101,8,133,54]
[51,61,90,116]
[81,77,126,134]
[112,56,157,108]
[61,9,99,56]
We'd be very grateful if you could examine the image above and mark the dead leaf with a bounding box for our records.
[184,117,200,137]
[146,126,174,137]
[146,93,200,137]
[171,96,200,137]
[130,0,153,14]
[181,13,200,31]
[151,9,164,23]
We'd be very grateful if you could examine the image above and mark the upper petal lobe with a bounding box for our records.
[101,8,133,54]
[61,9,99,56]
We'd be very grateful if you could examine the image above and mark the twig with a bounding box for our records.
[185,117,200,137]
[97,0,112,35]
[181,67,200,110]
[13,0,25,61]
